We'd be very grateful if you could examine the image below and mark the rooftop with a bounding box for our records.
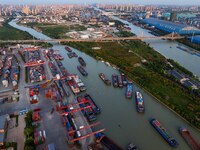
[142,18,200,35]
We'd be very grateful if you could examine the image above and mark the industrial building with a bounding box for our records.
[191,35,200,44]
[142,18,200,35]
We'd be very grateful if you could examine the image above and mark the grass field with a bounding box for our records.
[0,22,32,40]
[24,22,86,39]
[66,41,200,129]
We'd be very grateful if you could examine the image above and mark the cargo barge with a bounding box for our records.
[126,82,133,98]
[77,65,88,76]
[59,80,70,97]
[99,73,111,85]
[179,127,200,150]
[65,46,72,52]
[135,91,145,113]
[67,53,73,58]
[84,94,101,114]
[95,133,123,150]
[112,74,119,87]
[77,96,96,122]
[67,76,80,94]
[150,118,179,148]
[78,57,86,66]
[72,52,78,57]
[121,73,127,86]
[118,75,123,87]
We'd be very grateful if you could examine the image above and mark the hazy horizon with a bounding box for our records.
[0,0,200,5]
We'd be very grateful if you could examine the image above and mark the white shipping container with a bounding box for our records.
[12,80,18,86]
[2,80,8,87]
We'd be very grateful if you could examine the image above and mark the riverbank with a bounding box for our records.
[140,23,200,52]
[65,41,200,129]
[0,21,33,40]
[20,22,87,39]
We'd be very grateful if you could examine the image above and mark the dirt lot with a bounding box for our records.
[6,115,26,150]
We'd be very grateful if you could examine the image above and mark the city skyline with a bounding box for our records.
[0,0,200,5]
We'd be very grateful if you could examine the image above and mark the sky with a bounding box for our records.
[0,0,200,5]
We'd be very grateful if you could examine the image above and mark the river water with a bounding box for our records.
[9,19,200,150]
[112,16,200,78]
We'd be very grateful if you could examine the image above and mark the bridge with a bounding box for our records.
[0,34,184,43]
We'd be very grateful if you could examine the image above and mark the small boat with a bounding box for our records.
[99,73,111,85]
[121,73,127,86]
[127,143,138,150]
[150,118,179,148]
[126,82,133,98]
[135,91,145,113]
[72,52,78,57]
[179,127,200,150]
[78,57,86,66]
[112,74,119,87]
[77,66,88,76]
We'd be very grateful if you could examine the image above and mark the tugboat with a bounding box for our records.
[127,143,138,150]
[78,57,86,66]
[179,127,200,150]
[135,91,145,113]
[77,65,88,76]
[150,118,179,148]
[126,82,133,98]
[99,73,111,85]
[112,74,119,87]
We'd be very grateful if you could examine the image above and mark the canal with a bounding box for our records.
[112,16,200,78]
[9,19,200,150]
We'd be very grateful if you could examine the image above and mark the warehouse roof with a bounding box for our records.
[191,35,200,44]
[142,18,200,35]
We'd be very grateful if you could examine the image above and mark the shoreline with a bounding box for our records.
[66,41,200,131]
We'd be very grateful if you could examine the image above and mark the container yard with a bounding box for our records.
[23,47,46,83]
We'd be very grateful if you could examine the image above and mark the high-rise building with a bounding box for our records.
[22,6,30,15]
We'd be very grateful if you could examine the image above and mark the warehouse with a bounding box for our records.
[190,35,200,44]
[142,18,200,35]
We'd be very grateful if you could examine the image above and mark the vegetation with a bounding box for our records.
[0,142,17,150]
[66,41,200,129]
[0,21,32,40]
[177,38,200,52]
[167,59,194,77]
[24,22,87,39]
[24,111,35,150]
[116,30,135,37]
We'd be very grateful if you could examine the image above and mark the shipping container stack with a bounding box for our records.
[24,49,46,83]
[29,87,39,104]
[56,102,77,145]
[2,56,12,88]
[0,48,6,77]
[10,56,20,89]
[45,82,62,102]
